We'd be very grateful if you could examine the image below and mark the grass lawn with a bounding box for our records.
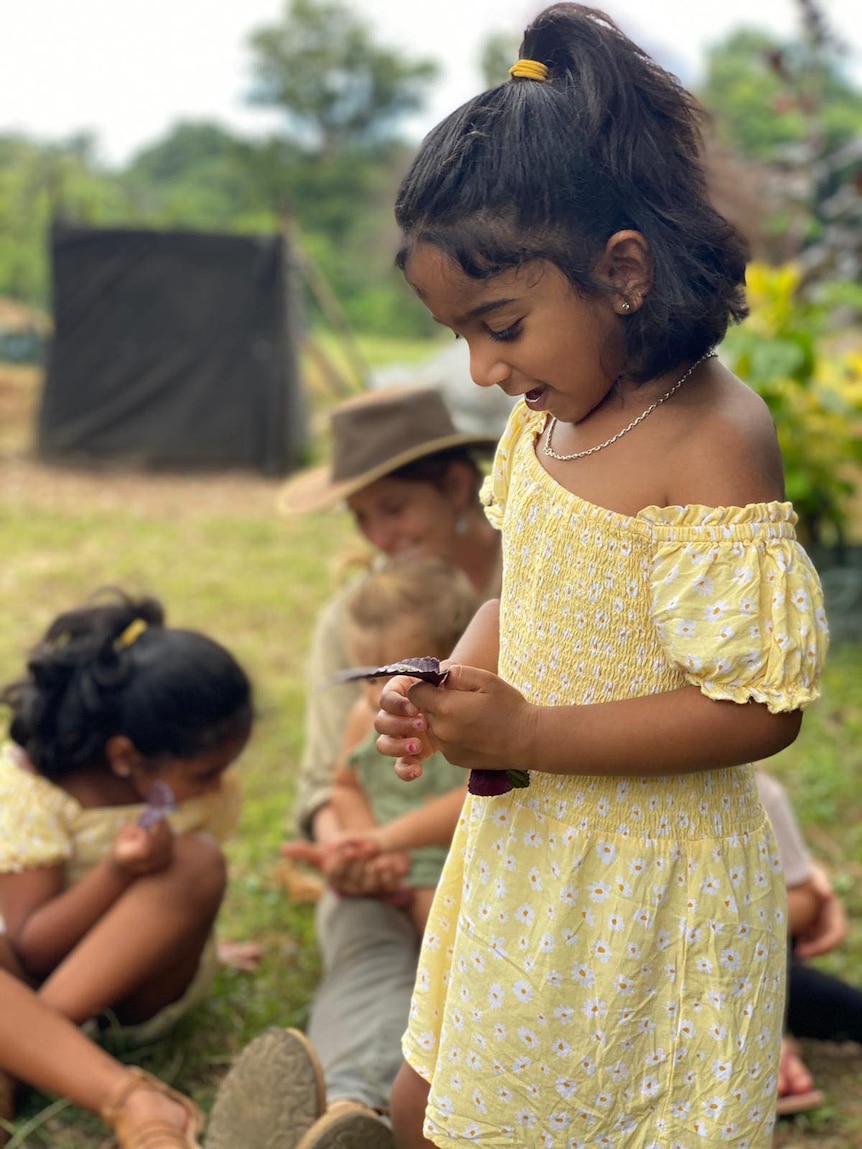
[0,360,860,1147]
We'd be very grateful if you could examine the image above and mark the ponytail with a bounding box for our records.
[2,590,252,780]
[396,3,748,381]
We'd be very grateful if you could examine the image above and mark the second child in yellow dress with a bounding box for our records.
[0,589,253,1046]
[375,5,830,1147]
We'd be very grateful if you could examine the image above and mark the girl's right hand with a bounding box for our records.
[374,674,440,781]
[111,819,174,877]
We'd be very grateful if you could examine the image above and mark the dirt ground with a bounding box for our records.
[0,366,286,519]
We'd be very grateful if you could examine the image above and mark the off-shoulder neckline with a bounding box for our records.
[513,404,795,531]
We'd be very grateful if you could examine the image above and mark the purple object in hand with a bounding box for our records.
[335,656,530,797]
[469,769,531,796]
[137,780,177,828]
[331,655,450,686]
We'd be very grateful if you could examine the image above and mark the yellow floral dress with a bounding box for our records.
[0,743,241,1038]
[402,404,828,1149]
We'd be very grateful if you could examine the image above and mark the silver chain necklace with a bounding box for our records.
[543,351,717,462]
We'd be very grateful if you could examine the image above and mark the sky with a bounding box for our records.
[1,0,861,168]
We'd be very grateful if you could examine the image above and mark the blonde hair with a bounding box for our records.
[345,558,479,660]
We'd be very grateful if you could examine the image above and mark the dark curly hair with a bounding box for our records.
[395,3,748,382]
[1,589,253,781]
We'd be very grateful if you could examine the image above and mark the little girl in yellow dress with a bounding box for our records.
[373,5,830,1147]
[0,589,252,1044]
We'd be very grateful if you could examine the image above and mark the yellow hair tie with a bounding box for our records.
[115,618,148,651]
[509,59,549,82]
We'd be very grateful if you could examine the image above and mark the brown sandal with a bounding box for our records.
[776,1039,825,1118]
[100,1067,204,1149]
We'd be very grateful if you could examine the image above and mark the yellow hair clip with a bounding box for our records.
[115,618,148,651]
[509,59,549,82]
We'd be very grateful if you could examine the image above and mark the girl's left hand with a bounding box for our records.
[112,819,174,876]
[377,664,534,776]
[794,864,848,958]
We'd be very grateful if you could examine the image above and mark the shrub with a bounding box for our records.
[722,262,862,546]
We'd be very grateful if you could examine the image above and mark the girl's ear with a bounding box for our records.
[105,735,143,778]
[599,230,653,314]
[442,460,478,515]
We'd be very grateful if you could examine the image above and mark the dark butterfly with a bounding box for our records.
[331,655,450,687]
[138,780,177,828]
[333,656,531,797]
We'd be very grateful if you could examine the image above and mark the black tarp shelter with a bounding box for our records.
[38,224,305,474]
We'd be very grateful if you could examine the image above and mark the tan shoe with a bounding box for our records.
[296,1100,394,1149]
[99,1067,204,1149]
[206,1028,326,1149]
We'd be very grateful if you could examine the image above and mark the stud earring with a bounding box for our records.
[620,300,632,313]
[454,514,468,536]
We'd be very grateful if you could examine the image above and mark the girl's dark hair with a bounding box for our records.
[388,445,489,494]
[395,3,749,381]
[1,590,253,781]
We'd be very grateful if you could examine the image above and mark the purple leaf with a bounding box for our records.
[138,780,177,828]
[468,769,531,797]
[331,656,450,687]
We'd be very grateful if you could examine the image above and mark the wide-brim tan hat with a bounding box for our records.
[278,385,500,514]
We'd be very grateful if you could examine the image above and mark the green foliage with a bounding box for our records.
[238,0,441,334]
[247,0,438,155]
[0,135,129,305]
[122,122,277,232]
[700,27,862,163]
[480,31,520,89]
[721,263,862,545]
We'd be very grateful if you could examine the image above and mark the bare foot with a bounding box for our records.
[777,1037,825,1117]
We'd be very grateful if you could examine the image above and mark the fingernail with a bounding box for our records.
[414,719,424,730]
[407,742,418,754]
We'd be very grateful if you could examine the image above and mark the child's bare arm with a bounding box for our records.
[0,821,172,978]
[786,878,822,940]
[409,887,437,936]
[380,669,801,782]
[449,599,499,672]
[329,766,378,834]
[311,697,376,842]
[791,863,848,958]
[370,784,468,853]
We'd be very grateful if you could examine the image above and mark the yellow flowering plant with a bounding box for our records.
[721,263,862,547]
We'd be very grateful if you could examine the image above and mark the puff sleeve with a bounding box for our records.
[0,748,74,872]
[480,403,542,530]
[647,503,829,713]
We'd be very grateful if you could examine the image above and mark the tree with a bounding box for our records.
[123,122,274,230]
[480,31,520,90]
[700,26,862,164]
[0,135,126,305]
[246,0,438,157]
[700,3,862,283]
[240,0,441,337]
